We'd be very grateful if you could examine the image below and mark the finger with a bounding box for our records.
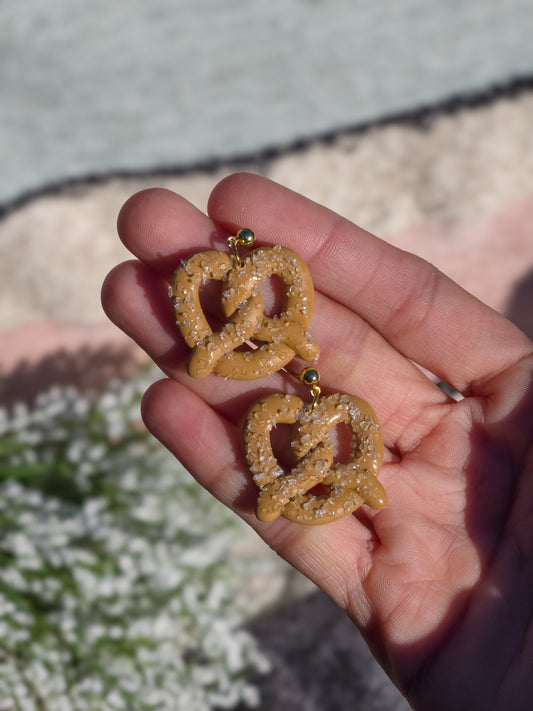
[102,258,449,449]
[141,376,377,614]
[101,259,283,415]
[116,187,227,278]
[208,173,532,393]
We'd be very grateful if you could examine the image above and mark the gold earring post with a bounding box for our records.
[301,367,321,412]
[227,228,255,267]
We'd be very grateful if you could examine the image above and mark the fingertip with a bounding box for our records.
[117,188,173,244]
[100,259,139,322]
[140,377,171,433]
[101,258,181,373]
[140,378,231,484]
[117,186,225,274]
[208,171,260,206]
[206,171,335,254]
[207,171,269,228]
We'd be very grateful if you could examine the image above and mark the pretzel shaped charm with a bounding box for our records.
[244,392,386,524]
[171,240,319,379]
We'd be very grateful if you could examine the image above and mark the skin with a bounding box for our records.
[101,172,533,710]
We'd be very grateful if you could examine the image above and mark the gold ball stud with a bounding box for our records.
[301,367,320,387]
[236,228,255,246]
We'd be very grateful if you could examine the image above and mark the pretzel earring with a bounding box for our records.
[243,367,387,525]
[171,228,387,524]
[171,229,319,379]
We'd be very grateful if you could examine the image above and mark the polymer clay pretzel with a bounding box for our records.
[171,244,319,379]
[243,392,386,525]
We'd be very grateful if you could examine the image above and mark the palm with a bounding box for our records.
[102,173,533,710]
[366,390,532,708]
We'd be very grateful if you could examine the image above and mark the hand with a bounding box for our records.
[102,173,533,710]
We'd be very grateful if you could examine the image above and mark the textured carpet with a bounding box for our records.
[2,86,531,334]
[2,0,533,205]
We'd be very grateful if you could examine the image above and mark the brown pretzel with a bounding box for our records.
[171,245,319,379]
[243,392,386,524]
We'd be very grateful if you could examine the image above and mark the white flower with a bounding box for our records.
[0,371,271,710]
[65,439,85,464]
